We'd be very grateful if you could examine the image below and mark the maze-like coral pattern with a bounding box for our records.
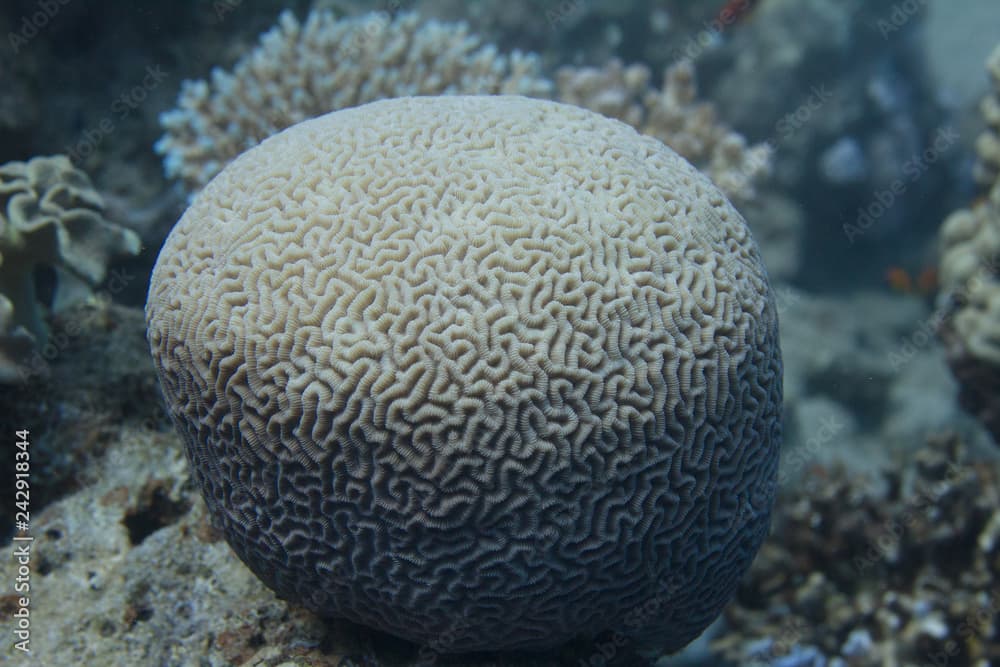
[147,96,782,652]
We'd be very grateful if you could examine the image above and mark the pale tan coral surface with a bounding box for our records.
[147,95,782,654]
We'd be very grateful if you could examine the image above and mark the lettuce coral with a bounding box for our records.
[0,155,140,383]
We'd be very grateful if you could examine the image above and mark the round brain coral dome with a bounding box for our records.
[145,95,783,654]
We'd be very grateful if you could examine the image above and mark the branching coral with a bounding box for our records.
[0,155,140,383]
[938,45,1000,442]
[156,9,771,203]
[155,9,552,192]
[556,59,773,202]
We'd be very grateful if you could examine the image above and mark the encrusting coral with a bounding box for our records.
[146,95,783,654]
[0,155,140,383]
[938,44,1000,444]
[156,8,771,202]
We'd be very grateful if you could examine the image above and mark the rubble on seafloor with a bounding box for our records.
[712,433,1000,667]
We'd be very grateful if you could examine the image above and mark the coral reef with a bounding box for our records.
[0,299,577,666]
[0,155,140,383]
[973,46,1000,191]
[711,433,1000,666]
[938,44,1000,444]
[774,283,992,488]
[0,301,163,538]
[0,50,39,138]
[155,8,771,203]
[555,59,772,201]
[6,0,1000,664]
[154,9,552,193]
[146,95,782,653]
[4,293,991,666]
[736,191,805,281]
[699,0,954,290]
[402,0,675,65]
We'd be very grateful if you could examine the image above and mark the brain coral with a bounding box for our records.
[146,95,783,653]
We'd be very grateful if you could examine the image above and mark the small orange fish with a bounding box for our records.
[885,266,913,294]
[915,266,937,295]
[885,265,937,298]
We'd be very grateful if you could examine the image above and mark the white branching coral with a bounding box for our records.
[556,59,773,202]
[973,46,1000,191]
[939,45,1000,365]
[156,9,772,203]
[155,10,552,192]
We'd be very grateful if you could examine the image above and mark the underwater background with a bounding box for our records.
[1,0,999,665]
